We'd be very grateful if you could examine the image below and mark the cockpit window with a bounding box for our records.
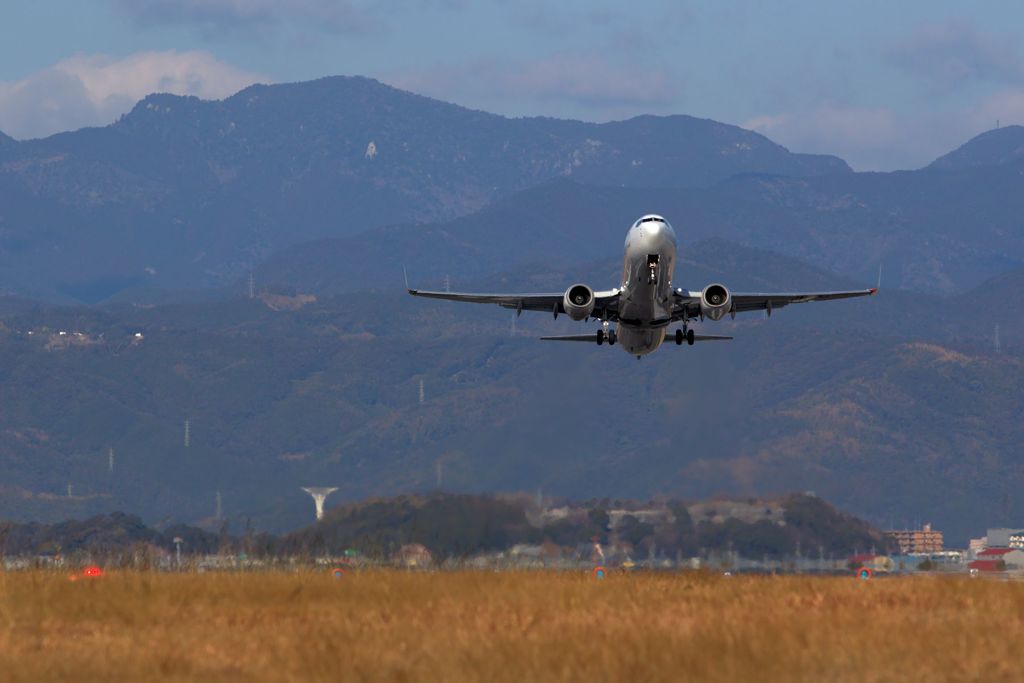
[633,215,670,229]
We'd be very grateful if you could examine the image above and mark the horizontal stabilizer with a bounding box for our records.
[540,334,600,342]
[539,332,734,344]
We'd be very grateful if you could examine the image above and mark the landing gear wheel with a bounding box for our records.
[675,329,684,346]
[687,329,695,346]
[608,330,617,346]
[596,329,605,345]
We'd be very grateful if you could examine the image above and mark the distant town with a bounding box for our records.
[0,491,1014,577]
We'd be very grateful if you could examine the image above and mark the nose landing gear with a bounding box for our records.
[646,254,659,284]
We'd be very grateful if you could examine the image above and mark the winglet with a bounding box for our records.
[403,265,411,292]
[876,264,882,292]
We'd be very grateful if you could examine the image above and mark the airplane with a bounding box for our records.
[407,214,877,357]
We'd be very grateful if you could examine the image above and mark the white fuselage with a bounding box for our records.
[615,215,678,356]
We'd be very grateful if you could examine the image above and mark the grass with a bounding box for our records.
[0,570,1019,682]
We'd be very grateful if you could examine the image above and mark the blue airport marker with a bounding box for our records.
[593,566,606,580]
[858,567,872,580]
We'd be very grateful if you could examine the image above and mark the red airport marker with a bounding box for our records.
[332,567,345,579]
[856,567,872,580]
[592,566,607,580]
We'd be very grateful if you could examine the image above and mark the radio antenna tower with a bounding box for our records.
[108,447,114,474]
[419,378,425,405]
[184,419,191,448]
[302,487,338,521]
[995,323,1002,353]
[248,272,256,299]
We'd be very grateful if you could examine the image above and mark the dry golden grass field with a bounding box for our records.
[0,569,1020,682]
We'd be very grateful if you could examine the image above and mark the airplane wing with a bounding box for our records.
[671,287,877,319]
[408,287,621,320]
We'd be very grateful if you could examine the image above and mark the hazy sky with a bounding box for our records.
[4,1,1024,169]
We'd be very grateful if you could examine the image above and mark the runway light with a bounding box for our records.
[82,566,103,578]
[592,566,607,580]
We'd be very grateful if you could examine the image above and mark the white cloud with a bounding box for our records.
[743,96,1024,171]
[0,51,266,140]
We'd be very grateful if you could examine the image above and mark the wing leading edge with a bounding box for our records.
[407,287,621,319]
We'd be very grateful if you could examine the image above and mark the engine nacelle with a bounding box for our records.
[700,283,732,321]
[563,284,596,321]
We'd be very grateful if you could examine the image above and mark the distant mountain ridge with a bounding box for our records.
[928,125,1024,169]
[0,76,850,302]
[254,169,1024,296]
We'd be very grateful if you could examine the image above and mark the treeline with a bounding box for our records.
[0,513,223,560]
[284,492,891,559]
[0,493,890,561]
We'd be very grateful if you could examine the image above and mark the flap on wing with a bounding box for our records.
[409,287,621,319]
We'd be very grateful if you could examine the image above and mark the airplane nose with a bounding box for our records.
[645,221,676,245]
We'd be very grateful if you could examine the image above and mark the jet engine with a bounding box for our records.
[563,284,596,321]
[700,283,732,321]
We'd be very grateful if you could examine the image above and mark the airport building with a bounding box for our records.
[985,528,1024,548]
[970,548,1024,572]
[885,523,944,554]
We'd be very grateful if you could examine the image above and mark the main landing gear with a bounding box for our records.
[675,327,695,346]
[597,322,616,346]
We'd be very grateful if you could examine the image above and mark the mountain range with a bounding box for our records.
[0,76,844,302]
[0,76,1022,545]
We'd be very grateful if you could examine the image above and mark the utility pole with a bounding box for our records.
[248,272,256,299]
[995,324,1002,354]
[419,378,425,405]
[108,447,114,474]
[184,419,190,448]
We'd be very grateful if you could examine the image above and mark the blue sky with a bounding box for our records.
[4,1,1024,169]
